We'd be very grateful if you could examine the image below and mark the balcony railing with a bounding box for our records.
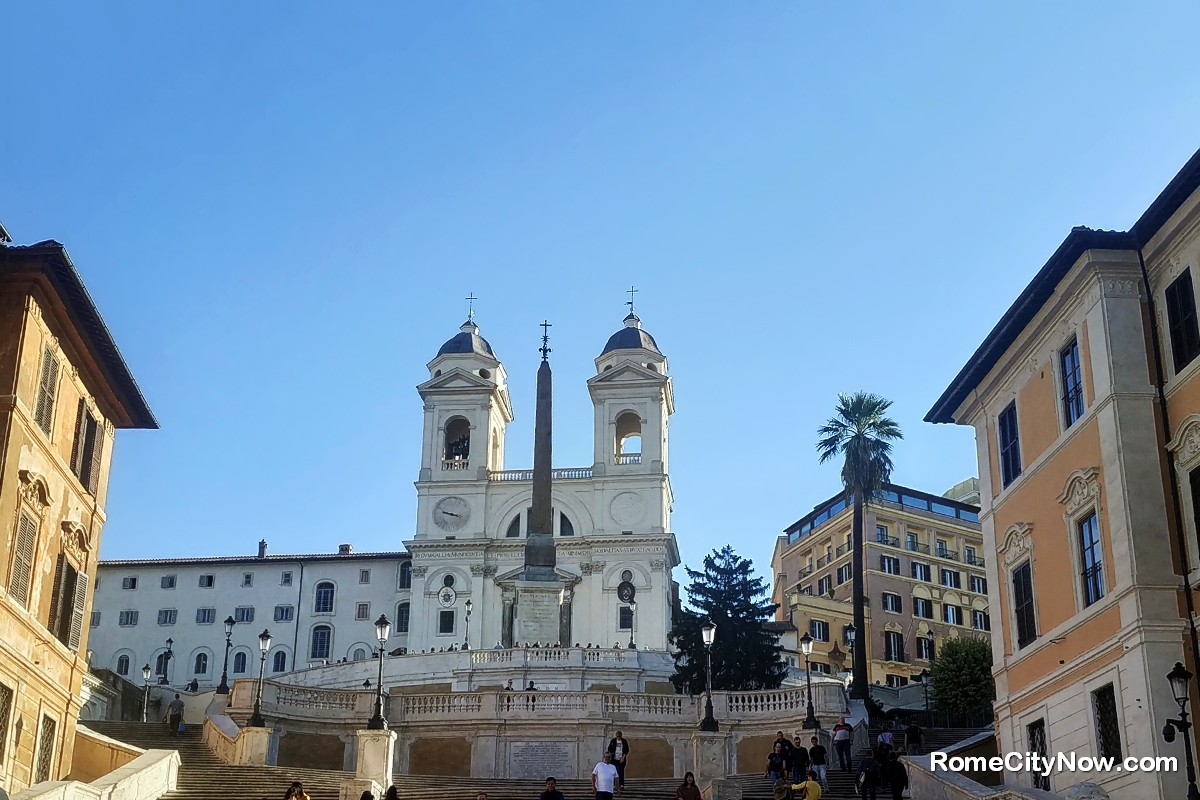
[816,554,833,568]
[615,453,642,465]
[836,543,851,557]
[442,459,470,471]
[884,651,908,664]
[936,548,959,561]
[876,535,900,548]
[489,467,594,481]
[966,554,986,567]
[798,565,814,578]
[906,541,930,554]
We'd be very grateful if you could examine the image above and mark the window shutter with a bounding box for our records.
[70,399,86,478]
[47,553,67,636]
[68,572,88,651]
[10,514,37,608]
[87,421,104,496]
[34,349,59,434]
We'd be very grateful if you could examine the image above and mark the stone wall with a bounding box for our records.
[409,737,471,776]
[625,737,673,779]
[276,733,346,772]
[66,726,142,783]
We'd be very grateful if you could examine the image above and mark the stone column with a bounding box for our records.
[340,728,397,800]
[692,731,738,799]
[559,587,573,645]
[502,589,515,648]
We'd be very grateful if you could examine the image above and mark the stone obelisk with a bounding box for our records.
[515,322,567,644]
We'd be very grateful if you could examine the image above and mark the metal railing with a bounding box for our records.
[816,554,833,568]
[876,535,900,548]
[966,554,986,567]
[936,548,959,561]
[906,541,930,554]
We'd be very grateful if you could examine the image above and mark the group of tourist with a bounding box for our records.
[764,730,828,799]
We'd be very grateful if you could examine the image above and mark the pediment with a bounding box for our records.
[493,565,581,586]
[418,368,496,393]
[587,361,667,387]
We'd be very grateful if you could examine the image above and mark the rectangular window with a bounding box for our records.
[876,525,890,543]
[274,605,294,622]
[70,399,104,495]
[118,610,138,626]
[810,619,829,642]
[33,347,59,435]
[885,674,908,687]
[310,627,331,660]
[835,564,851,585]
[234,606,254,623]
[916,636,934,660]
[90,611,101,627]
[196,607,216,624]
[998,402,1022,488]
[1092,683,1122,760]
[970,575,988,594]
[47,555,88,651]
[914,598,933,619]
[9,513,37,609]
[940,569,961,589]
[879,555,900,575]
[359,569,371,584]
[619,607,634,629]
[438,609,455,634]
[397,604,410,633]
[356,602,370,621]
[1061,338,1085,426]
[0,682,12,767]
[157,609,177,626]
[912,562,931,582]
[906,532,919,551]
[122,576,137,590]
[1013,560,1037,648]
[884,631,905,662]
[160,575,176,589]
[241,572,253,587]
[964,545,978,565]
[882,592,902,613]
[1078,512,1105,607]
[943,604,963,626]
[972,610,991,631]
[1167,269,1200,373]
[1027,719,1050,790]
[281,571,293,587]
[198,574,215,588]
[810,662,831,675]
[817,576,832,595]
[35,715,56,784]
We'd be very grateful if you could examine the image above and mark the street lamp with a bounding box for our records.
[919,668,931,724]
[463,599,473,650]
[141,664,152,723]
[159,638,174,685]
[699,619,719,732]
[249,629,272,727]
[367,614,391,730]
[1162,662,1200,800]
[845,625,856,689]
[628,601,637,650]
[217,616,236,694]
[800,632,819,729]
[927,630,936,661]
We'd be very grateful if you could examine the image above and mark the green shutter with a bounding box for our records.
[47,553,66,637]
[9,513,37,608]
[70,399,86,478]
[34,348,59,435]
[68,571,88,651]
[86,419,103,496]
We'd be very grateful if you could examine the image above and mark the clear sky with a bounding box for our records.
[4,3,1200,583]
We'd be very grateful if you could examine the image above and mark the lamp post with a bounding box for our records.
[463,600,473,650]
[141,664,152,723]
[628,601,637,650]
[699,619,719,732]
[159,638,174,685]
[919,668,931,725]
[368,614,391,730]
[927,630,936,661]
[845,625,856,691]
[800,632,819,729]
[1162,662,1200,800]
[249,629,272,727]
[217,616,236,694]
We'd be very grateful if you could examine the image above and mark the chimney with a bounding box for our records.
[338,544,353,555]
[257,539,268,558]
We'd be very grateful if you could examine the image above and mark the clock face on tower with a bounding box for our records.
[433,496,471,531]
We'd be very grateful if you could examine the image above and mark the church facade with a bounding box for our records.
[404,312,681,654]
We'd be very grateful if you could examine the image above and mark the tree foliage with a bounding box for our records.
[930,636,995,713]
[669,545,786,693]
[815,392,903,497]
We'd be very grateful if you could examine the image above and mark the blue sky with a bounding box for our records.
[4,3,1199,583]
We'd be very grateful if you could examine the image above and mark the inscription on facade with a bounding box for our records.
[510,741,575,779]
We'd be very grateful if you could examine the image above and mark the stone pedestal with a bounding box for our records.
[691,731,729,783]
[355,729,398,788]
[515,580,563,644]
[701,779,743,800]
[233,725,271,765]
[339,778,381,800]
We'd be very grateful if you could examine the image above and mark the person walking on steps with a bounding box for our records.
[904,721,923,756]
[789,735,809,785]
[592,750,619,800]
[808,735,829,792]
[857,749,883,800]
[766,741,788,785]
[539,776,565,800]
[831,716,853,772]
[165,694,185,737]
[884,752,909,800]
[607,730,630,794]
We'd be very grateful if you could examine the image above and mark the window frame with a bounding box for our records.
[355,602,371,621]
[313,582,336,614]
[912,561,931,582]
[160,575,177,590]
[882,592,902,614]
[196,607,216,625]
[157,609,177,626]
[809,619,829,642]
[943,604,963,626]
[913,597,933,619]
[438,609,456,635]
[1060,337,1085,427]
[1166,269,1200,375]
[1077,512,1105,608]
[198,574,215,588]
[310,625,333,660]
[998,402,1022,488]
[1012,560,1038,649]
[274,605,295,623]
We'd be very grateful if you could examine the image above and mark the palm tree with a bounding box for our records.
[817,392,902,699]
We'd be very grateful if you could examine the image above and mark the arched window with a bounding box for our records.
[314,582,335,614]
[233,652,247,674]
[506,515,521,538]
[615,412,642,459]
[155,652,170,678]
[397,602,410,633]
[194,653,208,675]
[444,418,471,463]
[399,562,412,590]
[310,625,332,660]
[272,651,287,673]
[560,513,575,537]
[116,655,130,676]
[352,648,367,662]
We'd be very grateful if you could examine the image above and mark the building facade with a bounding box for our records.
[926,147,1200,798]
[89,545,413,687]
[771,482,986,688]
[0,240,155,791]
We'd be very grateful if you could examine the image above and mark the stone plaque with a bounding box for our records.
[516,583,561,644]
[510,740,575,779]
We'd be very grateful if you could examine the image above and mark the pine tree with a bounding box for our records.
[669,545,787,693]
[930,636,995,713]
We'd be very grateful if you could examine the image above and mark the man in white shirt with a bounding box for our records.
[592,750,619,800]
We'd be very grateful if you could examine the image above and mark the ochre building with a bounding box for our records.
[0,240,155,792]
[927,147,1200,798]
